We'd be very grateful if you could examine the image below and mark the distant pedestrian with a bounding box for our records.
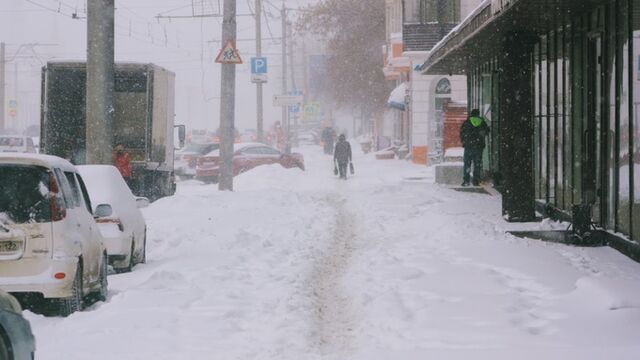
[333,134,352,180]
[322,126,337,155]
[460,109,490,186]
[274,122,286,152]
[113,144,133,188]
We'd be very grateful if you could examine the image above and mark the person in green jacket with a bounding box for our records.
[459,109,490,186]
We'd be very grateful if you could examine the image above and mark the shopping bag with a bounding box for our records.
[349,163,355,175]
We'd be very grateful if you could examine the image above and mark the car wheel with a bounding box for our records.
[140,231,147,264]
[96,253,108,302]
[57,263,83,317]
[0,326,12,360]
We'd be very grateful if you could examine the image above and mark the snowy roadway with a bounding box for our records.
[26,146,640,359]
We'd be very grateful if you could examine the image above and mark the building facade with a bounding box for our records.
[423,0,640,249]
[401,0,482,164]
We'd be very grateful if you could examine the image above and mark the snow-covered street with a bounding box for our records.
[26,146,640,360]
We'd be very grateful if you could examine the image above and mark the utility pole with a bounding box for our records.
[86,0,115,165]
[288,23,298,147]
[0,42,5,132]
[218,0,238,191]
[281,4,288,151]
[255,0,264,142]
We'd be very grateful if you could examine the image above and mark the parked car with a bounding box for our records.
[0,154,108,316]
[297,131,318,146]
[0,290,36,359]
[0,135,37,154]
[174,142,219,179]
[77,165,148,273]
[196,143,305,183]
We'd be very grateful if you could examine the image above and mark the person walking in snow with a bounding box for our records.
[460,109,490,186]
[333,134,352,180]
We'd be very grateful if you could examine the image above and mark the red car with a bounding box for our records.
[196,143,305,183]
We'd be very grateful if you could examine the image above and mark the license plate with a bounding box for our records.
[0,241,19,253]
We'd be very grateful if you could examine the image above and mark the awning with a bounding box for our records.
[387,82,407,111]
[421,0,587,75]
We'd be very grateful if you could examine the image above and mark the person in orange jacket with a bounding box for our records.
[113,144,133,188]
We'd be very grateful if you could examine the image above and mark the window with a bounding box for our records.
[404,0,421,23]
[64,172,82,208]
[54,168,74,209]
[435,78,451,94]
[260,147,281,156]
[76,174,93,214]
[241,147,263,155]
[616,0,631,235]
[632,0,640,241]
[423,0,460,23]
[0,165,51,223]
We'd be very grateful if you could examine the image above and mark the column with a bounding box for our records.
[500,31,537,222]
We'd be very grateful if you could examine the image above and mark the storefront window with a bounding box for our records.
[541,35,549,201]
[564,23,573,210]
[571,18,584,207]
[534,43,542,199]
[632,0,640,242]
[548,31,556,204]
[556,28,565,210]
[617,0,631,235]
[607,3,618,230]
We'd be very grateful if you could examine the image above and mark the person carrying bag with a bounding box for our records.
[333,134,353,180]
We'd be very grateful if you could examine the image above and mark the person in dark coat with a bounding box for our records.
[333,134,352,179]
[460,109,490,186]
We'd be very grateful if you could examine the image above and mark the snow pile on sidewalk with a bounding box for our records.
[25,145,640,360]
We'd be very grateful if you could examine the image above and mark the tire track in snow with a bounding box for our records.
[310,194,357,358]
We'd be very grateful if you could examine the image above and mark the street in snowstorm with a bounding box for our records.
[2,0,640,359]
[23,146,640,359]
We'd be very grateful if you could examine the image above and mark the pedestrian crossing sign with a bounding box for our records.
[215,41,243,64]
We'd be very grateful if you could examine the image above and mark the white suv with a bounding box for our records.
[0,154,108,316]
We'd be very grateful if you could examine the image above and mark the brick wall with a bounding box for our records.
[443,102,467,150]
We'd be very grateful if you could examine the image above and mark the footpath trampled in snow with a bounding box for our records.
[26,145,640,359]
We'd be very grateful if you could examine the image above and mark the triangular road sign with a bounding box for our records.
[215,41,243,64]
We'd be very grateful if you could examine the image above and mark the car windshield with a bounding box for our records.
[0,165,51,223]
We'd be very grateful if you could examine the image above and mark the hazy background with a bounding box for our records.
[0,0,319,134]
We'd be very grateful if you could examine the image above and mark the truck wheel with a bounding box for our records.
[57,264,83,317]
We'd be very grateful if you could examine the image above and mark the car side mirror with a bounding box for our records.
[136,197,150,209]
[94,204,113,218]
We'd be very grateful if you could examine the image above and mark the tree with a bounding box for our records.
[296,0,390,116]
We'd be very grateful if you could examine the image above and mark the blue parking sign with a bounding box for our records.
[251,57,268,74]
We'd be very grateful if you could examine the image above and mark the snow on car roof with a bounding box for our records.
[0,153,77,172]
[203,142,270,156]
[77,165,135,210]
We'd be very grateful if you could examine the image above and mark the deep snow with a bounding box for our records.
[25,144,640,359]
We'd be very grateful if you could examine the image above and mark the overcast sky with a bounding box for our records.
[0,0,319,133]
